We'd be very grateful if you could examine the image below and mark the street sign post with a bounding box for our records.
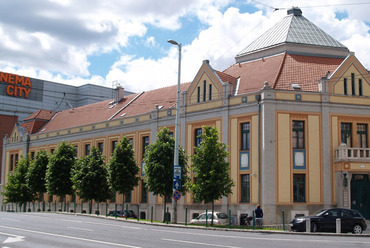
[173,165,182,180]
[173,180,181,190]
[173,190,181,201]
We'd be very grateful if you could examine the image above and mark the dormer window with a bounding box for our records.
[291,83,301,90]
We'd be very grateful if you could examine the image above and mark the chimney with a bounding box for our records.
[114,85,124,103]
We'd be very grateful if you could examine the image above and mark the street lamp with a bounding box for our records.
[167,39,181,224]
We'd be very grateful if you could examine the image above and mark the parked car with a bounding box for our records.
[190,212,229,225]
[108,210,137,218]
[290,208,367,234]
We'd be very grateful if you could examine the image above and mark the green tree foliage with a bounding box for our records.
[144,128,188,220]
[45,141,75,198]
[72,147,111,205]
[27,150,48,201]
[108,136,140,208]
[189,126,234,225]
[3,155,33,209]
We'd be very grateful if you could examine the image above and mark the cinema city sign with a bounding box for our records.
[0,72,32,98]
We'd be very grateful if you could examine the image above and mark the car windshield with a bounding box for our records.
[311,209,327,216]
[216,213,228,219]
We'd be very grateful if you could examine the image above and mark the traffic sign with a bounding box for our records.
[173,165,182,180]
[173,180,181,190]
[173,190,181,201]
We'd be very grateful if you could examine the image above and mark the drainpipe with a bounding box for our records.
[255,94,261,204]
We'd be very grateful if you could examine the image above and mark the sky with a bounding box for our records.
[0,0,370,93]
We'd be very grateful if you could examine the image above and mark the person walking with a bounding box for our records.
[255,204,263,227]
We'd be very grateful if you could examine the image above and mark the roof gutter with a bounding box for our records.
[108,91,144,121]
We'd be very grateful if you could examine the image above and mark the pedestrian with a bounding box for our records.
[255,204,263,227]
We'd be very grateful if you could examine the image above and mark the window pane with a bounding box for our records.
[292,121,304,149]
[241,174,250,202]
[293,174,305,202]
[241,123,250,150]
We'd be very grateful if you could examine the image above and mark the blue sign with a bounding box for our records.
[173,165,182,180]
[173,180,181,190]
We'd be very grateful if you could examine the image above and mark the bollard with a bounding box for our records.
[115,203,117,218]
[282,210,285,231]
[206,209,208,227]
[306,218,311,233]
[229,209,231,228]
[74,201,76,213]
[252,211,255,230]
[105,202,108,217]
[151,206,153,223]
[97,202,99,216]
[166,207,169,224]
[185,208,188,226]
[137,205,140,221]
[126,203,128,220]
[336,218,341,233]
[81,201,84,214]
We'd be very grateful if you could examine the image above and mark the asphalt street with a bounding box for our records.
[0,212,369,248]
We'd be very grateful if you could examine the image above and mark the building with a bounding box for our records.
[2,7,370,224]
[0,73,132,195]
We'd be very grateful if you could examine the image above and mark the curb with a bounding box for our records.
[57,212,370,237]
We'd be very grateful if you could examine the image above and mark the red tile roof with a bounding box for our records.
[36,83,191,133]
[21,109,56,134]
[224,53,344,94]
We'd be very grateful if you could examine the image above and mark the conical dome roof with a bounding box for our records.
[236,7,349,63]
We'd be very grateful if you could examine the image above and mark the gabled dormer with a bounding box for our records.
[186,60,237,105]
[329,52,370,96]
[8,123,25,144]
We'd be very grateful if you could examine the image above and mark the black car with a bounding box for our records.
[108,210,137,218]
[290,208,367,234]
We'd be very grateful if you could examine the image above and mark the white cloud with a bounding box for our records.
[0,0,369,93]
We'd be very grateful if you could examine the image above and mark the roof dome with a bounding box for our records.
[235,7,349,63]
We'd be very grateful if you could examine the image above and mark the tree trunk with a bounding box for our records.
[163,201,167,222]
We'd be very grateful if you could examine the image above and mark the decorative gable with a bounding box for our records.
[186,60,232,105]
[330,53,370,96]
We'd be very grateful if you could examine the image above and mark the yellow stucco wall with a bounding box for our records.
[188,72,220,105]
[333,64,370,96]
[277,113,291,203]
[308,115,321,203]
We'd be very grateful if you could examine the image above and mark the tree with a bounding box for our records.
[189,126,234,225]
[108,136,140,210]
[144,128,188,221]
[72,147,111,212]
[45,141,75,207]
[3,155,33,211]
[27,150,48,201]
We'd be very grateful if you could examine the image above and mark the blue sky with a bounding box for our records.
[0,0,369,93]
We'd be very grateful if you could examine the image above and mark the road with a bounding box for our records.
[0,212,369,248]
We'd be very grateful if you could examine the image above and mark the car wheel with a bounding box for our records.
[352,224,363,234]
[311,222,318,232]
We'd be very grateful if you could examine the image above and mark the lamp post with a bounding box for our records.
[167,39,181,224]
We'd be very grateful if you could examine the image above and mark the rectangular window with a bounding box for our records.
[111,140,118,154]
[142,136,149,158]
[50,149,55,154]
[97,142,104,154]
[351,73,356,95]
[85,144,90,156]
[194,128,202,150]
[30,152,35,160]
[10,154,14,171]
[357,124,368,148]
[197,86,200,103]
[240,174,250,203]
[359,79,363,96]
[15,154,18,167]
[128,138,133,149]
[74,146,78,157]
[344,78,348,95]
[241,123,250,150]
[341,123,352,146]
[141,180,148,203]
[292,121,305,149]
[209,84,212,101]
[203,80,206,102]
[293,174,306,202]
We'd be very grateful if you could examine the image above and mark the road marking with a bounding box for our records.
[162,238,241,248]
[67,227,94,232]
[3,236,25,244]
[1,218,20,222]
[0,225,141,248]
